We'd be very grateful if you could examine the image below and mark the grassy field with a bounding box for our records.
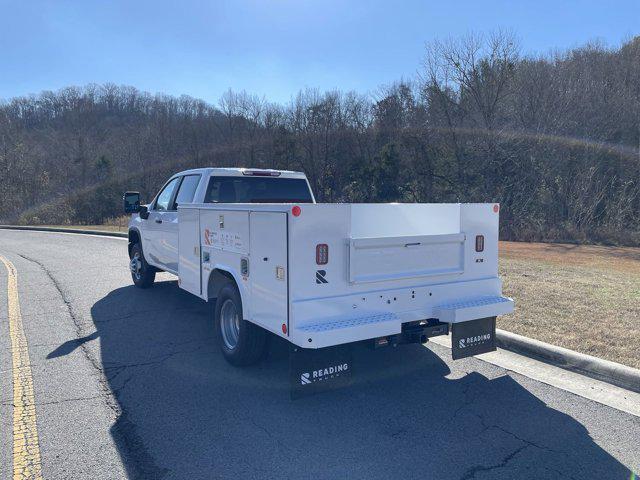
[16,222,640,369]
[499,241,640,369]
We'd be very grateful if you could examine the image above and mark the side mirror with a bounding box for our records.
[139,205,150,220]
[123,192,141,213]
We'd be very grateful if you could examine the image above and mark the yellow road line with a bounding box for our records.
[1,255,44,480]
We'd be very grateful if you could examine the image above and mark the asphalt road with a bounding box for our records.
[0,229,638,480]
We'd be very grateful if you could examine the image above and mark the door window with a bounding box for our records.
[154,177,181,211]
[174,174,201,207]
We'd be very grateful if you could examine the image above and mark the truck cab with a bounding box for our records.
[126,168,315,275]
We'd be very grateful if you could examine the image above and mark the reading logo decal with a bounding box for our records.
[458,333,491,349]
[300,363,349,385]
[316,270,328,284]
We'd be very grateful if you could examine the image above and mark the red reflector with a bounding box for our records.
[292,205,301,217]
[475,235,484,252]
[282,323,287,334]
[316,244,329,265]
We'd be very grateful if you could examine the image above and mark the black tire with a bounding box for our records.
[130,243,156,288]
[215,281,266,366]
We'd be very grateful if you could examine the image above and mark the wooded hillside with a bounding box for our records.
[1,33,638,244]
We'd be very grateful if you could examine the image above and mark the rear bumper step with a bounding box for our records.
[296,312,400,349]
[292,296,513,349]
[434,295,514,323]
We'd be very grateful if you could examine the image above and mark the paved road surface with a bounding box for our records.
[0,230,638,479]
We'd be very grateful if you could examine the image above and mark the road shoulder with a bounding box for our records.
[430,334,640,417]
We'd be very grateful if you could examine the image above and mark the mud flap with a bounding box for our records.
[451,316,497,360]
[289,344,353,400]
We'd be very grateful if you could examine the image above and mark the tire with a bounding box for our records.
[129,243,156,288]
[215,281,266,366]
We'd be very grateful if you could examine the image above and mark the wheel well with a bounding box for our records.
[128,229,140,257]
[207,269,238,301]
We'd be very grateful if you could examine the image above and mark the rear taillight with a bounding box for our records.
[316,244,328,265]
[475,235,484,252]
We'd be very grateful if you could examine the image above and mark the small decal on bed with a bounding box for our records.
[316,270,328,284]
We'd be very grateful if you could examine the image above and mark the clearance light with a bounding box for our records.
[316,244,329,265]
[282,323,287,334]
[475,235,485,252]
[242,170,281,177]
[292,205,301,217]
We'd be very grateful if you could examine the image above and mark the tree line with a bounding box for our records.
[1,32,638,244]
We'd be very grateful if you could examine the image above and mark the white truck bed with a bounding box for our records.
[177,202,513,350]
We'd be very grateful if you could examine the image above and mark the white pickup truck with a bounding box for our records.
[124,167,513,394]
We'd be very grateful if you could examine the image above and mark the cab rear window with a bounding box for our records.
[204,176,313,203]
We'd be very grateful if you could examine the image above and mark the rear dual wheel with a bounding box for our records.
[215,281,266,366]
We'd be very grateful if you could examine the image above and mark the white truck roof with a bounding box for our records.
[172,167,308,179]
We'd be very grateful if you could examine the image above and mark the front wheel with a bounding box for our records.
[129,243,155,288]
[215,281,266,366]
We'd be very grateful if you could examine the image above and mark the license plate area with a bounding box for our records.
[451,316,496,360]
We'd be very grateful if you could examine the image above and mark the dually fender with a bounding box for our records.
[205,264,251,320]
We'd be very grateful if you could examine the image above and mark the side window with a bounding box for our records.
[154,177,181,211]
[174,175,201,207]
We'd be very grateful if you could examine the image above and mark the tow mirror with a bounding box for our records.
[123,191,141,213]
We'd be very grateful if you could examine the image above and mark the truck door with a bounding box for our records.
[249,212,288,332]
[167,174,201,274]
[156,210,179,274]
[177,207,201,296]
[146,176,181,271]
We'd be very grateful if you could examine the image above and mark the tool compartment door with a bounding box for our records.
[178,207,201,296]
[249,212,288,332]
[348,233,465,284]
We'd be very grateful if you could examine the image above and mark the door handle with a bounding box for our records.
[155,218,163,224]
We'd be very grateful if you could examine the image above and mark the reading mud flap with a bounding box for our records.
[451,316,497,360]
[290,345,353,399]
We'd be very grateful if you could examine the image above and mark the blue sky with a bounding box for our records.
[1,0,638,104]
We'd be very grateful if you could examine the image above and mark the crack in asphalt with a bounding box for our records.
[2,394,105,407]
[451,374,576,479]
[103,344,211,384]
[459,443,529,480]
[93,307,204,324]
[16,253,170,479]
[451,373,485,420]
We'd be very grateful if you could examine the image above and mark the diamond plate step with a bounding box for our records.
[295,312,400,348]
[434,295,514,323]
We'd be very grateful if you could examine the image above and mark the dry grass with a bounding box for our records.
[41,216,129,232]
[498,241,640,369]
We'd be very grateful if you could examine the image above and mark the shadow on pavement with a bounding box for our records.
[57,280,634,479]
